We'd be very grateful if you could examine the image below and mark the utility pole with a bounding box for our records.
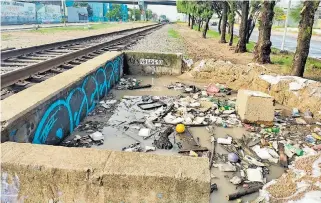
[133,0,136,21]
[281,0,291,51]
[61,0,66,26]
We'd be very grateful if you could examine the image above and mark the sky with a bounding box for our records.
[127,4,181,21]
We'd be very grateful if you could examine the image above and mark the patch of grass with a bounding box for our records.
[1,34,12,41]
[168,28,179,38]
[28,23,116,34]
[271,51,321,71]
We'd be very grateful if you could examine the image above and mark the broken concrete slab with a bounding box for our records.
[236,90,274,125]
[1,142,210,203]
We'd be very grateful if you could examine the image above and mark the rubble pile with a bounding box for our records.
[254,154,321,203]
[180,58,321,120]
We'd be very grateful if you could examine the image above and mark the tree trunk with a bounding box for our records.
[228,1,236,46]
[246,16,255,43]
[246,24,255,43]
[218,15,222,34]
[188,14,191,27]
[220,1,228,43]
[253,1,276,64]
[198,19,201,31]
[227,22,230,34]
[229,22,234,46]
[203,18,210,38]
[291,1,320,77]
[235,0,249,53]
[191,16,195,29]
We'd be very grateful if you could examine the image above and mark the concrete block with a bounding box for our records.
[236,89,274,125]
[125,51,182,75]
[1,142,210,203]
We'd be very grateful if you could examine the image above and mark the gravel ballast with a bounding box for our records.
[129,24,185,54]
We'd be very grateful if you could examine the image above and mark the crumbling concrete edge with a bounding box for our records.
[1,142,211,203]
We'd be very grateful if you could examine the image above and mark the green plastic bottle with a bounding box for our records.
[285,144,303,156]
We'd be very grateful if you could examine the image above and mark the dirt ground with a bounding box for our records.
[175,24,321,81]
[0,22,152,49]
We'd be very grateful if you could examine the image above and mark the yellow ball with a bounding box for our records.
[176,124,185,133]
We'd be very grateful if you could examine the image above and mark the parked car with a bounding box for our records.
[211,22,217,26]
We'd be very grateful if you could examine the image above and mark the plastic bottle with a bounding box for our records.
[265,127,280,133]
[306,135,316,144]
[285,144,304,156]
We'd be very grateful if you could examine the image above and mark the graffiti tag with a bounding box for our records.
[139,58,164,66]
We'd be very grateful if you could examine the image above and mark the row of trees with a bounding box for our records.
[73,2,155,22]
[177,0,320,77]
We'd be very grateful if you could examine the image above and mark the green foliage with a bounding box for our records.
[228,1,236,24]
[177,0,213,20]
[168,28,179,38]
[274,6,285,21]
[128,8,141,21]
[290,3,303,23]
[160,15,167,20]
[200,1,214,20]
[73,2,88,7]
[87,5,93,18]
[177,0,188,14]
[106,4,122,21]
[146,9,153,20]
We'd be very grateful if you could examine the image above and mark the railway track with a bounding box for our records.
[1,24,162,99]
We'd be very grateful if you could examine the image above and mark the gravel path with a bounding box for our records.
[129,24,185,54]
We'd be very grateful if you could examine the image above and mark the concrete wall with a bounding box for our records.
[1,52,123,144]
[1,142,210,202]
[67,7,88,23]
[125,51,182,76]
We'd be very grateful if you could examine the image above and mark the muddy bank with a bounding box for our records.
[179,59,321,120]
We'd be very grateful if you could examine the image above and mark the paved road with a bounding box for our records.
[210,25,321,59]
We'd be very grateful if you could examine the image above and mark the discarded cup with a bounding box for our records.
[217,137,232,145]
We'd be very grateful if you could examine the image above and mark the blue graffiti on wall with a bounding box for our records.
[32,56,122,145]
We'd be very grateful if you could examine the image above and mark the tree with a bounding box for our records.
[128,8,141,21]
[291,1,320,77]
[177,0,190,25]
[290,3,303,23]
[201,1,214,38]
[220,1,228,43]
[87,5,93,18]
[274,6,285,25]
[74,2,88,7]
[246,1,261,43]
[228,1,236,46]
[253,1,276,64]
[146,9,153,20]
[187,1,197,29]
[212,2,223,34]
[106,4,122,21]
[235,0,250,53]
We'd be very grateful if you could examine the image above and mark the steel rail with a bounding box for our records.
[1,23,157,60]
[1,24,161,88]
